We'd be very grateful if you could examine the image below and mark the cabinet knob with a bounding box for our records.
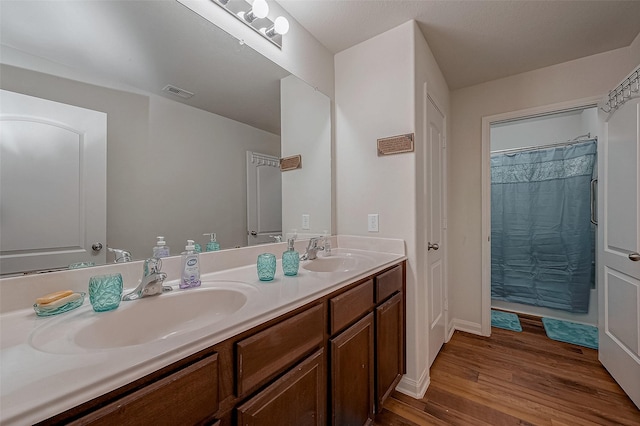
[428,242,439,251]
[92,242,103,252]
[630,252,640,261]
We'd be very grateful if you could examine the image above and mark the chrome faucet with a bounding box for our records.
[300,237,324,261]
[108,247,132,263]
[122,257,171,301]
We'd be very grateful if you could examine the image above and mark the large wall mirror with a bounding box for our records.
[0,0,331,275]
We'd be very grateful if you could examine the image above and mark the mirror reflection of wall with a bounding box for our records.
[0,0,331,274]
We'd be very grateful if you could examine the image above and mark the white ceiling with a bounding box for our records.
[278,0,640,90]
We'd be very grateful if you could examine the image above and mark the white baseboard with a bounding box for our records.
[446,319,455,342]
[395,368,430,399]
[452,318,483,336]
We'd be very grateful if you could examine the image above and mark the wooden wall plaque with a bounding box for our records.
[280,155,302,171]
[377,133,414,156]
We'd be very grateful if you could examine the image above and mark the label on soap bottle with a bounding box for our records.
[180,254,201,288]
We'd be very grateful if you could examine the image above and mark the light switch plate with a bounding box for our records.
[302,214,310,230]
[368,214,379,232]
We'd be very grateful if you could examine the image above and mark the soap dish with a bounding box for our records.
[33,292,86,317]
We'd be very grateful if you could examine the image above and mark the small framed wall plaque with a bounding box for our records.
[377,133,414,156]
[280,154,302,171]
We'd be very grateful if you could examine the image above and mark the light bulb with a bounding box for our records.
[273,16,289,35]
[252,0,269,19]
[263,16,290,37]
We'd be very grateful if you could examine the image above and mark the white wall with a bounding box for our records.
[0,64,279,260]
[335,20,450,398]
[281,75,331,236]
[412,22,451,396]
[448,33,640,329]
[491,109,588,151]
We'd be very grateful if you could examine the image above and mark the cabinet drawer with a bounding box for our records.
[329,279,373,335]
[237,304,324,397]
[375,265,403,303]
[71,353,219,425]
[237,349,325,426]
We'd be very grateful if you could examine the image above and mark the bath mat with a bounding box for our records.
[542,317,598,349]
[491,310,522,332]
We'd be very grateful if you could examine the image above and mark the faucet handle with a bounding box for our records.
[108,247,132,263]
[143,257,162,275]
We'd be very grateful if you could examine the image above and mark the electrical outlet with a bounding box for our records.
[368,214,379,232]
[302,214,310,230]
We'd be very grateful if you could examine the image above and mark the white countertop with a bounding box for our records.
[0,236,405,425]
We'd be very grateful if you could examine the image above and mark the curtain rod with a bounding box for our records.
[491,133,593,155]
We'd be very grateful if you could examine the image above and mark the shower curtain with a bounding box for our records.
[491,140,596,313]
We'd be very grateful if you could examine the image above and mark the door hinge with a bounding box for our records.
[442,217,447,230]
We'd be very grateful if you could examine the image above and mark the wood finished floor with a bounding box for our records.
[375,315,640,426]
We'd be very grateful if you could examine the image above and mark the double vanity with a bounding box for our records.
[0,236,406,425]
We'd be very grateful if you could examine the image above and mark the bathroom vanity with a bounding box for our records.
[0,237,406,426]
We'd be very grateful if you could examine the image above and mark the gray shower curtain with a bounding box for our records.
[491,140,596,313]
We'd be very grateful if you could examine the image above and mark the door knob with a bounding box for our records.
[630,252,640,261]
[91,242,103,252]
[428,242,439,251]
[249,231,258,237]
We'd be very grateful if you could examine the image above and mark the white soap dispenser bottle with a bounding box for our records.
[153,236,170,258]
[180,240,201,289]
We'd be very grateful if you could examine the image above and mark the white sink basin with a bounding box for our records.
[30,283,253,353]
[302,253,374,273]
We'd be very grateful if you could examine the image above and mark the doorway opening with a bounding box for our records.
[480,97,601,336]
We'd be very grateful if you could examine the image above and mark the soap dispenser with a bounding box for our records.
[152,236,170,258]
[282,238,300,276]
[204,233,220,252]
[180,240,201,289]
[322,230,332,257]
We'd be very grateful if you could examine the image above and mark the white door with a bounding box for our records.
[0,90,107,274]
[246,151,282,245]
[598,95,640,408]
[425,94,447,367]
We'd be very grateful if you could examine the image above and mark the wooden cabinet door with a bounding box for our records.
[375,292,404,411]
[330,313,374,426]
[237,349,325,426]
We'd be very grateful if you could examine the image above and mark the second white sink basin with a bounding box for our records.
[30,283,253,354]
[302,253,373,273]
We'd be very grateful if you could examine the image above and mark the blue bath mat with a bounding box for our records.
[542,318,598,349]
[491,310,522,332]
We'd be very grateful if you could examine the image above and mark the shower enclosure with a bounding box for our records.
[490,140,597,313]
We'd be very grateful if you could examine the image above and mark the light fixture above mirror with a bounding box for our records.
[212,0,289,48]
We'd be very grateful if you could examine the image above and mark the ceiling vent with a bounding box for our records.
[162,84,194,99]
